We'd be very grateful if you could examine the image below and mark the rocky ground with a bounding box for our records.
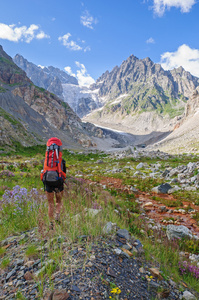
[94,148,199,238]
[0,226,198,300]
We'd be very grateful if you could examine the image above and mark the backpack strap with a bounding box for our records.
[51,150,54,168]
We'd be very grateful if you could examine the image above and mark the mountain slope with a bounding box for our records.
[84,55,199,134]
[0,46,103,150]
[150,87,199,153]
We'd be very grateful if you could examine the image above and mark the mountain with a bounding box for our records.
[13,54,101,118]
[83,55,199,135]
[13,54,78,99]
[0,46,106,150]
[1,46,139,151]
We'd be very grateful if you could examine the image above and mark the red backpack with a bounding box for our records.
[40,137,66,186]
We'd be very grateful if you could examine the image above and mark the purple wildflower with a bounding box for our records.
[179,261,199,280]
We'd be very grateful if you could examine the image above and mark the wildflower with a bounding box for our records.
[0,185,43,214]
[179,261,199,279]
[110,287,121,295]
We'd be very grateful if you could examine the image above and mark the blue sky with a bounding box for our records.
[0,0,199,86]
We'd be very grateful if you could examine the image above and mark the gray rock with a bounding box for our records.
[14,259,24,266]
[16,280,24,287]
[152,183,172,194]
[86,208,102,217]
[158,183,172,193]
[103,222,116,234]
[159,206,167,213]
[6,268,17,281]
[168,185,181,193]
[182,290,197,300]
[117,229,130,240]
[162,169,170,177]
[136,163,145,169]
[113,248,122,255]
[187,162,197,173]
[122,244,132,251]
[166,225,193,240]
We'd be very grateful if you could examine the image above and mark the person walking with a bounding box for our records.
[40,137,66,229]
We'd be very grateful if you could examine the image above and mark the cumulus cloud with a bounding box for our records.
[153,0,196,16]
[146,37,155,44]
[160,44,199,77]
[64,66,76,77]
[0,23,50,43]
[64,62,95,87]
[36,31,50,40]
[80,10,98,29]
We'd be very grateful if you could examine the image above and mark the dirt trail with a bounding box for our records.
[98,177,199,238]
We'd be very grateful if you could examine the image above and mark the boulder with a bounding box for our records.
[117,229,130,241]
[182,290,197,300]
[152,183,172,194]
[166,225,193,240]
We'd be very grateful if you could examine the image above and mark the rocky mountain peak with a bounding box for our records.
[13,54,78,99]
[0,46,30,85]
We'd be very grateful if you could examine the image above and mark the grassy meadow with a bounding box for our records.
[0,144,199,296]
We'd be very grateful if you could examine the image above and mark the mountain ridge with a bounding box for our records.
[84,54,199,135]
[13,54,101,118]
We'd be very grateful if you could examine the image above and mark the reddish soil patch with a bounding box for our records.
[97,177,199,238]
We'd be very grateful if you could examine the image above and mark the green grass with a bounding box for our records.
[0,145,199,295]
[25,244,39,259]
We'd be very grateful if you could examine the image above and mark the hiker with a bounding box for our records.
[40,137,66,229]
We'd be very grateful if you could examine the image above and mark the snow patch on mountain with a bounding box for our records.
[62,83,103,117]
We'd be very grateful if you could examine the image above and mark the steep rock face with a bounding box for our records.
[185,87,199,117]
[13,54,78,99]
[13,54,101,117]
[92,55,199,101]
[0,46,31,85]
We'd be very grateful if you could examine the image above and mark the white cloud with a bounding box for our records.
[80,10,97,29]
[58,33,82,51]
[59,33,91,52]
[84,46,91,52]
[64,66,76,77]
[64,62,95,87]
[36,31,50,40]
[160,44,199,77]
[146,37,155,44]
[153,0,196,16]
[0,23,50,43]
